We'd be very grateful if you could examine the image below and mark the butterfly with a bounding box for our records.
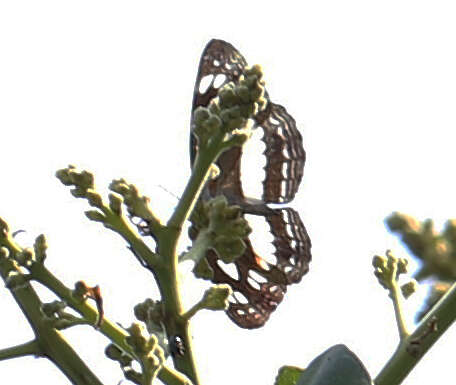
[189,39,311,329]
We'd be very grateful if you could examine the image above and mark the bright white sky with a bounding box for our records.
[1,1,456,384]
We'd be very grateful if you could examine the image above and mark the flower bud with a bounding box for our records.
[194,107,210,123]
[193,258,214,280]
[213,237,246,263]
[219,88,238,108]
[105,344,123,360]
[86,190,103,208]
[15,248,34,266]
[236,85,250,103]
[372,255,386,269]
[108,193,122,215]
[401,280,418,299]
[397,258,409,275]
[246,64,263,79]
[205,115,222,131]
[55,167,74,186]
[85,210,106,223]
[34,234,47,263]
[201,285,232,310]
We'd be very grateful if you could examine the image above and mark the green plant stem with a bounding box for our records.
[29,263,191,385]
[375,281,456,385]
[182,302,203,322]
[168,133,223,231]
[102,208,161,269]
[154,132,225,385]
[0,256,104,385]
[389,281,410,340]
[0,340,40,361]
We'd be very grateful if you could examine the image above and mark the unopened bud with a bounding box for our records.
[201,285,232,310]
[401,280,418,299]
[86,190,103,208]
[85,210,106,223]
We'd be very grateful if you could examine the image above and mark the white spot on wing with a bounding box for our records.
[213,74,227,89]
[199,75,214,94]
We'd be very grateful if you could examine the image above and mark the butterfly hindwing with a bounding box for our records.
[257,102,306,203]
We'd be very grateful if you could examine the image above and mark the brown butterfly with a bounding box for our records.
[189,39,311,329]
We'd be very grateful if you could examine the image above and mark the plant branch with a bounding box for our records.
[1,222,191,385]
[0,340,41,361]
[151,133,226,385]
[0,247,104,385]
[373,251,411,340]
[29,263,192,384]
[375,281,456,385]
[389,280,410,340]
[167,131,224,231]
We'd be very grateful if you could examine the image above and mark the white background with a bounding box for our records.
[1,1,456,384]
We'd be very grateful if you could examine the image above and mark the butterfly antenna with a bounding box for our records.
[12,229,26,238]
[156,184,180,201]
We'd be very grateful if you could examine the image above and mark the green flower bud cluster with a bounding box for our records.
[192,65,267,148]
[109,179,155,222]
[125,323,157,356]
[200,284,232,311]
[386,212,456,281]
[134,298,164,327]
[8,234,48,268]
[15,248,34,267]
[56,166,112,224]
[386,213,456,319]
[189,196,251,278]
[40,300,86,329]
[373,251,416,297]
[109,179,162,236]
[56,165,95,199]
[133,299,169,355]
[124,323,165,383]
[41,300,67,318]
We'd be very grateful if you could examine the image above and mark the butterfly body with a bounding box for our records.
[190,39,311,329]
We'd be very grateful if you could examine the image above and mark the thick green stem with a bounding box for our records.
[375,281,456,385]
[167,133,223,230]
[0,255,104,385]
[156,236,200,385]
[1,232,189,385]
[0,340,40,361]
[29,263,191,385]
[153,132,226,385]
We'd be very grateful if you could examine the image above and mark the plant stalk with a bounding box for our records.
[0,255,104,385]
[375,281,456,385]
[156,132,225,385]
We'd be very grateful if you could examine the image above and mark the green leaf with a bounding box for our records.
[296,345,372,385]
[275,365,304,385]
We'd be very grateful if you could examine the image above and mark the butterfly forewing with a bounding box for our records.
[190,39,311,329]
[190,39,247,165]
